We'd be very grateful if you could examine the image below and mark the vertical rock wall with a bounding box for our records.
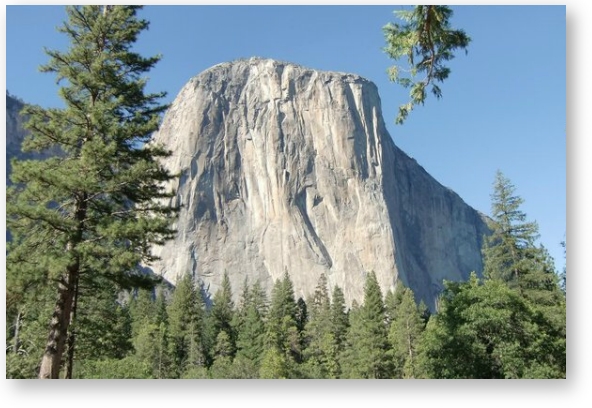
[148,58,489,310]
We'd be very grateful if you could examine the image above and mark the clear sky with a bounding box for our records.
[6,5,566,271]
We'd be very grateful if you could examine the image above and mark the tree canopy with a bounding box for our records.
[383,5,471,124]
[6,5,177,378]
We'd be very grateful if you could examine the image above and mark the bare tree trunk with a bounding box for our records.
[38,196,86,379]
[64,272,80,379]
[38,273,76,379]
[12,310,22,354]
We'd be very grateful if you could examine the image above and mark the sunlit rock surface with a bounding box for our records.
[148,58,489,310]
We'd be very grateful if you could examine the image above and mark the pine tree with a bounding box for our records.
[482,172,565,377]
[259,347,289,379]
[209,331,235,379]
[266,272,298,351]
[6,286,55,378]
[339,300,361,378]
[235,302,266,363]
[341,272,391,378]
[418,173,566,379]
[330,285,349,354]
[383,6,471,124]
[559,240,566,295]
[234,280,267,376]
[265,272,301,377]
[303,273,337,378]
[152,288,171,379]
[482,171,565,360]
[483,170,541,286]
[418,273,565,378]
[71,278,133,364]
[387,286,425,378]
[384,283,405,325]
[6,6,177,379]
[360,271,392,378]
[209,272,236,358]
[154,285,169,328]
[167,273,205,377]
[129,288,156,338]
[128,286,171,379]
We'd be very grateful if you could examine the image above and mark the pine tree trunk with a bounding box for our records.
[64,273,80,379]
[38,197,86,379]
[12,310,22,354]
[38,273,76,379]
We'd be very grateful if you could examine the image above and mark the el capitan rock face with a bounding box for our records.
[148,58,490,311]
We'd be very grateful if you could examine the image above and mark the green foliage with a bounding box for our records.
[180,366,209,379]
[129,290,172,379]
[73,279,134,364]
[213,330,233,358]
[129,288,156,337]
[259,347,290,379]
[208,331,235,378]
[339,301,361,378]
[387,286,425,378]
[340,272,391,378]
[228,355,261,379]
[21,266,561,379]
[417,173,565,379]
[208,272,236,358]
[266,272,299,360]
[6,5,177,377]
[75,356,152,379]
[484,172,566,377]
[383,6,471,124]
[483,171,565,348]
[5,289,54,378]
[559,240,566,295]
[420,171,566,378]
[167,273,205,377]
[154,286,169,327]
[234,281,267,366]
[131,322,171,379]
[418,274,564,378]
[302,273,340,378]
[295,297,308,334]
[330,285,349,351]
[7,4,176,291]
[483,170,541,285]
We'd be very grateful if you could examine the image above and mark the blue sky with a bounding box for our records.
[6,5,566,271]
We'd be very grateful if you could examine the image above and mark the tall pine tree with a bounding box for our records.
[341,272,391,378]
[330,285,349,358]
[167,273,205,377]
[265,272,300,376]
[208,272,236,359]
[483,170,541,286]
[232,279,267,377]
[6,6,177,379]
[303,273,337,378]
[480,171,565,377]
[387,286,425,378]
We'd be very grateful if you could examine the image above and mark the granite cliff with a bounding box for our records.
[148,58,490,310]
